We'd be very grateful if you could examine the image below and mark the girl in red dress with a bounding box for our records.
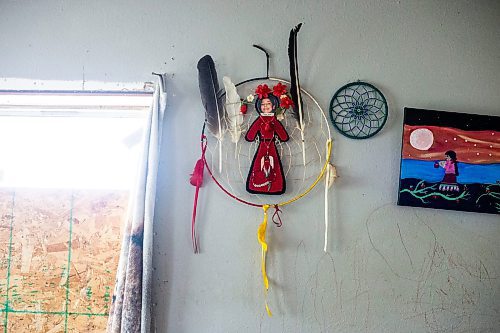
[245,94,289,194]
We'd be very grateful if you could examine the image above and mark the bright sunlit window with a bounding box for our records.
[0,91,151,189]
[0,89,152,332]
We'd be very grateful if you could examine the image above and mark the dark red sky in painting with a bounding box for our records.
[402,125,500,164]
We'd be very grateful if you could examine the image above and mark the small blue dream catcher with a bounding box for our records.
[329,81,388,139]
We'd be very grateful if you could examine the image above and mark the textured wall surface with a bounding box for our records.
[1,1,499,332]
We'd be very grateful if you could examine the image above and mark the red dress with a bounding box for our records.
[245,114,289,194]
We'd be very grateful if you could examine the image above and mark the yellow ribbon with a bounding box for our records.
[254,139,333,317]
[257,204,272,317]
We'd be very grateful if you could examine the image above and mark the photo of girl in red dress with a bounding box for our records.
[245,94,289,194]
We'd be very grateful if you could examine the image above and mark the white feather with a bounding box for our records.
[222,76,243,144]
[326,163,337,189]
[324,159,338,252]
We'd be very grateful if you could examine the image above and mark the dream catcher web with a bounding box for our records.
[205,78,331,206]
[329,81,388,139]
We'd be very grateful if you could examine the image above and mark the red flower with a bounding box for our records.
[240,104,248,114]
[255,84,271,99]
[272,82,287,97]
[280,95,294,109]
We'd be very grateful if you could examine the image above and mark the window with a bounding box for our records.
[0,89,151,332]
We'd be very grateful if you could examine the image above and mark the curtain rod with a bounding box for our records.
[0,90,154,95]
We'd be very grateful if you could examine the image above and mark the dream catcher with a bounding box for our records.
[190,24,336,316]
[329,81,388,139]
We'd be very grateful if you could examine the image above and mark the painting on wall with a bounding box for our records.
[398,108,499,214]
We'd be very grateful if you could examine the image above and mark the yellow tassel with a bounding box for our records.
[257,204,272,316]
[265,303,272,317]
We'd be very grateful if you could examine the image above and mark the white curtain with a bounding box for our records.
[107,74,166,333]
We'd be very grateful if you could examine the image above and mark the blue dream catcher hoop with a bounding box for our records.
[329,81,388,139]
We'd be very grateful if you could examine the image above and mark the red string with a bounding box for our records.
[190,135,208,253]
[272,205,283,227]
[191,187,200,253]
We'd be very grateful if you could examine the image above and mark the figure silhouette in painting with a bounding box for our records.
[434,150,459,191]
[245,94,289,194]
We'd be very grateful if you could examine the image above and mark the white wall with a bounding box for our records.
[1,1,499,332]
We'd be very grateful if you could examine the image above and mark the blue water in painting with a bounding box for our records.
[400,159,500,184]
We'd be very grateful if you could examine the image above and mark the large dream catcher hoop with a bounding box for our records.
[190,24,336,316]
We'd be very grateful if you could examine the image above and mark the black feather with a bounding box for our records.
[197,55,224,138]
[288,23,303,128]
